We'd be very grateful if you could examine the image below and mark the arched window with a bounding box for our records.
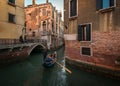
[43,21,46,31]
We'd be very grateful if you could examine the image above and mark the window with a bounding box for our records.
[81,47,91,56]
[103,0,110,9]
[43,21,46,31]
[78,24,91,41]
[8,0,15,4]
[96,0,115,10]
[29,28,32,31]
[42,9,47,16]
[8,13,15,23]
[32,31,36,37]
[70,0,77,17]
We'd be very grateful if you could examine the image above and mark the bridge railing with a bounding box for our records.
[0,39,47,44]
[0,39,47,49]
[25,38,47,45]
[0,39,19,45]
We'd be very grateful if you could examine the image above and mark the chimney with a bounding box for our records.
[46,0,48,3]
[32,0,36,5]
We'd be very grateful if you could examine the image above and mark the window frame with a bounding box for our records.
[8,13,16,24]
[80,46,92,56]
[78,23,92,42]
[69,0,78,18]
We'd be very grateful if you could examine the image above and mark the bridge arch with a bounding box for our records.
[28,44,47,56]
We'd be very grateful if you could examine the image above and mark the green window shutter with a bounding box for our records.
[78,25,82,41]
[70,0,77,17]
[73,0,77,16]
[110,0,114,7]
[96,0,103,10]
[86,24,91,41]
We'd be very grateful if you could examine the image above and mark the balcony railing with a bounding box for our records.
[39,30,53,36]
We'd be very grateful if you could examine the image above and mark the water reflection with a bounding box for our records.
[0,47,120,86]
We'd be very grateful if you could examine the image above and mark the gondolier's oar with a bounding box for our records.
[56,61,72,74]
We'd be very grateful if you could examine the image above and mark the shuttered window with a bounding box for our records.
[96,0,103,10]
[86,24,91,41]
[78,24,91,41]
[78,25,82,41]
[110,0,115,6]
[81,47,91,56]
[96,0,115,10]
[70,0,77,17]
[8,13,15,23]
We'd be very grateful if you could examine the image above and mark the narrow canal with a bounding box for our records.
[0,47,120,86]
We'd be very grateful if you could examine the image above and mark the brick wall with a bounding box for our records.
[92,31,120,57]
[64,0,120,67]
[65,31,120,66]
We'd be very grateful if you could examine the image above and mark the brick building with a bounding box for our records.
[25,0,53,38]
[64,0,120,67]
[0,0,25,39]
[25,0,64,49]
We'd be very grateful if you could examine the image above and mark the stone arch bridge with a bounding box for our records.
[0,39,48,64]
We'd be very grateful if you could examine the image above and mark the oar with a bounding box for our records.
[56,61,72,74]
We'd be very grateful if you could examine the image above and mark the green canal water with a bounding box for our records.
[0,47,120,86]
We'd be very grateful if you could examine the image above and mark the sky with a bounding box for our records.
[25,0,64,20]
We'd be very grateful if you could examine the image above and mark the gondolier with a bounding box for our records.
[43,49,48,61]
[43,52,57,68]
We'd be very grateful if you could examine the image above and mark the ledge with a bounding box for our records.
[8,21,16,24]
[96,7,115,14]
[69,16,77,20]
[65,56,120,80]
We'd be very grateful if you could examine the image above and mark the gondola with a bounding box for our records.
[43,52,57,68]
